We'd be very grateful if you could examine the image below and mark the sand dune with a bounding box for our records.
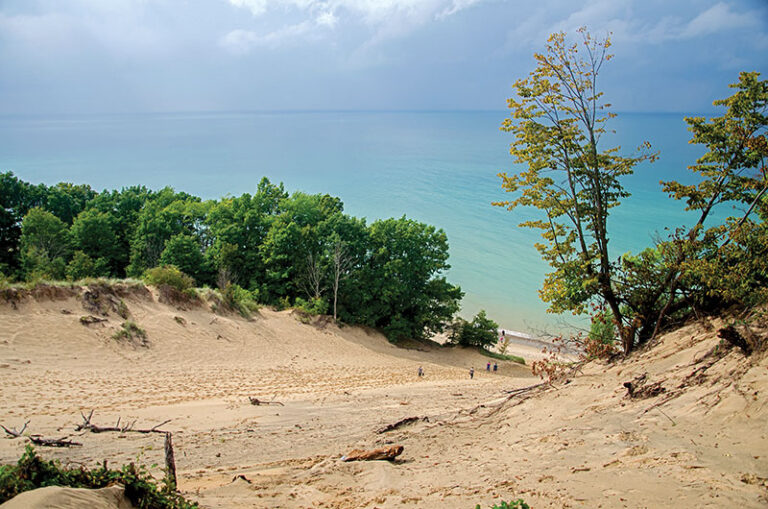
[1,285,766,508]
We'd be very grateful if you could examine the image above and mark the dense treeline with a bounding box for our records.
[0,174,462,341]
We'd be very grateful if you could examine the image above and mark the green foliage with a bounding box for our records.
[475,499,530,509]
[588,309,616,345]
[143,265,195,292]
[70,209,119,275]
[0,445,197,508]
[350,217,462,341]
[294,296,329,316]
[66,251,110,281]
[450,310,499,349]
[221,283,259,318]
[126,189,208,278]
[160,234,208,285]
[20,207,71,281]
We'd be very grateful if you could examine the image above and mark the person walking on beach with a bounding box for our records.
[417,366,424,377]
[493,362,498,373]
[486,362,491,372]
[469,367,474,379]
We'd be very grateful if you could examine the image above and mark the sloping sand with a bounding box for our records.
[1,286,766,508]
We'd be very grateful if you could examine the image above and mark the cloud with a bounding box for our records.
[316,10,338,28]
[679,2,759,38]
[224,0,489,42]
[227,0,269,16]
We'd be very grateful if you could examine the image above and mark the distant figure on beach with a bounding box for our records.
[493,362,498,373]
[502,330,505,336]
[417,366,424,377]
[469,367,474,379]
[486,362,491,372]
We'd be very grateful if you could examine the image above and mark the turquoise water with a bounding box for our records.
[0,111,715,334]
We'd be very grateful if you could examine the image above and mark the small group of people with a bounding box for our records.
[468,361,498,379]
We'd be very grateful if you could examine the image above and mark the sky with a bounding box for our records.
[0,0,767,114]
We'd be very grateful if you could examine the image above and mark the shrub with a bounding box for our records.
[143,265,194,292]
[0,445,197,508]
[66,251,110,281]
[113,320,147,344]
[475,500,530,509]
[294,296,329,316]
[221,283,259,318]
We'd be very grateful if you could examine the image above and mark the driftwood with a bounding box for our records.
[164,432,177,490]
[377,416,428,434]
[76,410,171,434]
[624,373,666,399]
[29,435,82,447]
[248,396,284,406]
[3,421,81,447]
[1,421,29,438]
[341,445,404,462]
[503,383,546,396]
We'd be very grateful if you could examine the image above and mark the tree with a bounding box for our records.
[351,217,463,341]
[159,233,208,285]
[495,29,655,354]
[205,178,287,289]
[651,71,768,331]
[19,208,70,280]
[0,172,46,275]
[331,240,353,322]
[70,209,119,276]
[450,310,499,349]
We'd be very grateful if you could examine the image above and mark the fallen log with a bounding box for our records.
[377,416,428,434]
[341,445,404,462]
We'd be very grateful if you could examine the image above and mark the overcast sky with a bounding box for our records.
[1,0,766,114]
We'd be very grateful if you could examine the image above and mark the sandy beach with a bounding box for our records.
[1,285,766,508]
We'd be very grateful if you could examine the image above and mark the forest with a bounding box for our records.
[0,173,462,342]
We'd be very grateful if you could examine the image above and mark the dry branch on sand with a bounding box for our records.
[1,421,29,438]
[248,396,284,406]
[3,420,81,447]
[28,435,82,447]
[376,416,428,434]
[75,410,171,434]
[623,373,666,399]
